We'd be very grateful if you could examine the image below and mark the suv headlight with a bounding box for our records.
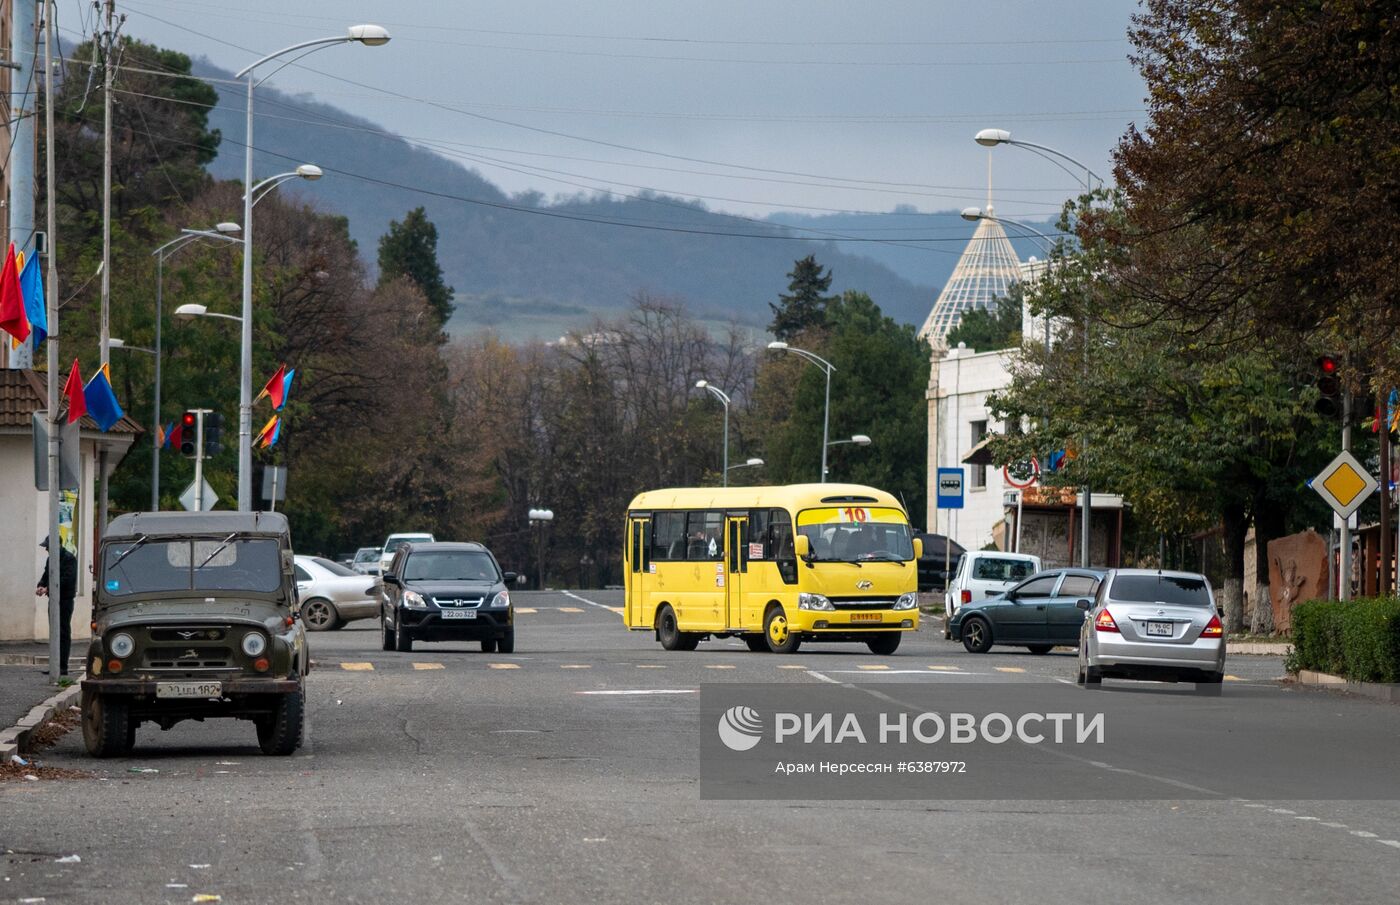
[403,590,427,609]
[798,593,835,611]
[109,632,134,659]
[241,632,267,657]
[893,592,918,611]
[489,590,510,608]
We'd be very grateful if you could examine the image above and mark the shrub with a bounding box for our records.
[1286,597,1400,683]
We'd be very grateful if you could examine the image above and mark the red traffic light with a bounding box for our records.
[1318,355,1339,375]
[181,411,197,428]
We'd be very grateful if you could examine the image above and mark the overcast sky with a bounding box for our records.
[105,0,1144,222]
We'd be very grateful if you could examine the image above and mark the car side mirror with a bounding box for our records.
[383,573,400,586]
[794,534,812,560]
[912,538,924,560]
[503,571,518,585]
[1075,598,1092,611]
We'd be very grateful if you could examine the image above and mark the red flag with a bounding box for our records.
[0,243,28,343]
[256,364,287,409]
[168,422,183,451]
[63,359,87,424]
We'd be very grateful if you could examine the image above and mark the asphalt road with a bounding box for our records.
[4,590,1398,905]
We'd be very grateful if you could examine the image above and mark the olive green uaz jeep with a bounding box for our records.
[81,511,309,756]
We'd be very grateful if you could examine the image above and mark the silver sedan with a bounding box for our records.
[1077,569,1226,693]
[294,555,380,631]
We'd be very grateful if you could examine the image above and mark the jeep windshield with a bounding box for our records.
[102,537,282,597]
[797,507,914,563]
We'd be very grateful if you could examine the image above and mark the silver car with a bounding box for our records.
[1076,569,1226,693]
[294,555,379,631]
[350,546,382,576]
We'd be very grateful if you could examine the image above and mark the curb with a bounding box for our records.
[0,684,82,761]
[1229,642,1291,656]
[1290,669,1400,704]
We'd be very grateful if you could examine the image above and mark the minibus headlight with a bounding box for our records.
[798,593,834,611]
[403,590,427,609]
[109,633,135,659]
[893,593,918,611]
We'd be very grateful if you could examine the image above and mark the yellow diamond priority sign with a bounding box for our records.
[1311,450,1378,519]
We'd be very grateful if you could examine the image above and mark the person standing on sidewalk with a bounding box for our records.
[36,537,78,677]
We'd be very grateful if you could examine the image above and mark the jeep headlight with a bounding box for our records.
[241,632,267,657]
[798,593,835,611]
[893,592,918,611]
[403,590,427,609]
[489,590,510,608]
[109,632,135,659]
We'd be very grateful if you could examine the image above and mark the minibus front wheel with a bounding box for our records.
[656,604,700,651]
[764,605,802,654]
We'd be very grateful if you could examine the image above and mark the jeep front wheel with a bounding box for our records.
[257,685,305,756]
[82,689,133,758]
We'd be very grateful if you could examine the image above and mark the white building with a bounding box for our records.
[0,369,139,642]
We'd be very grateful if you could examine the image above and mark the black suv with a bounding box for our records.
[380,542,518,653]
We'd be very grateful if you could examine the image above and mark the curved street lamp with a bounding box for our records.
[695,380,733,486]
[174,303,243,324]
[727,457,764,473]
[233,26,389,511]
[767,341,837,482]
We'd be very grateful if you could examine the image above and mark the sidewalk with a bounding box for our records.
[0,641,78,729]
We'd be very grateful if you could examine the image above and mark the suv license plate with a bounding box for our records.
[1144,621,1173,637]
[156,681,222,699]
[851,613,881,623]
[441,609,476,620]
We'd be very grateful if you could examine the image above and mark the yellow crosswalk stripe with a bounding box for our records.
[776,664,807,669]
[995,667,1026,673]
[1225,675,1242,681]
[705,664,736,670]
[412,662,444,670]
[560,664,591,669]
[489,662,521,670]
[858,664,889,671]
[515,607,538,614]
[559,607,584,613]
[340,662,374,671]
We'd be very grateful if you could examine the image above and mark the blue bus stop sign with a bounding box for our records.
[936,467,965,510]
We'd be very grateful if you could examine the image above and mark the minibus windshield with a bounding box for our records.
[797,507,914,563]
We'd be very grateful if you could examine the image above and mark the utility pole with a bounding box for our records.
[1341,390,1353,600]
[42,0,63,683]
[7,0,37,370]
[96,0,120,540]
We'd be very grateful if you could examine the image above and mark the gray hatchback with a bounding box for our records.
[1076,569,1226,693]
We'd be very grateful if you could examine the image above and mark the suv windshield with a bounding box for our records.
[1111,574,1213,607]
[354,549,379,563]
[403,551,499,582]
[103,538,282,597]
[385,536,432,554]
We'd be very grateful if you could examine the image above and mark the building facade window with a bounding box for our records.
[970,419,988,489]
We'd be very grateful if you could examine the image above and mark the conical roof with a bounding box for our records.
[919,207,1023,345]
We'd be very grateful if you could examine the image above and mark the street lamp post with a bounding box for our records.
[975,128,1102,568]
[109,338,158,506]
[727,457,765,476]
[695,380,732,486]
[149,223,241,509]
[233,25,389,512]
[528,508,554,590]
[767,341,836,482]
[823,434,871,480]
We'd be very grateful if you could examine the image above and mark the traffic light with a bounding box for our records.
[1315,355,1340,417]
[204,412,224,456]
[179,411,198,457]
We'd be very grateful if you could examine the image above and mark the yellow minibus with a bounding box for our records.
[623,484,922,654]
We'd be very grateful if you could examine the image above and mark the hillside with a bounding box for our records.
[194,61,978,340]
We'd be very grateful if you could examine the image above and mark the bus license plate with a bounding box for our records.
[851,613,881,623]
[156,681,222,699]
[441,610,476,620]
[1145,621,1173,637]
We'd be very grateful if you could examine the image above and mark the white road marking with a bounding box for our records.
[559,664,591,669]
[1378,840,1400,849]
[560,589,620,615]
[829,669,976,676]
[704,664,736,670]
[488,663,520,670]
[804,670,843,685]
[576,689,697,696]
[776,664,807,669]
[1350,830,1379,839]
[1320,822,1348,828]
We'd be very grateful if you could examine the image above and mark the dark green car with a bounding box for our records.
[80,511,309,757]
[948,568,1104,654]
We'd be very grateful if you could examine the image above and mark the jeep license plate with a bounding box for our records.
[851,613,881,623]
[440,610,476,620]
[156,681,222,699]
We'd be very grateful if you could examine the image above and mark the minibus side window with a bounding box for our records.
[770,509,797,585]
[685,511,724,561]
[651,511,686,561]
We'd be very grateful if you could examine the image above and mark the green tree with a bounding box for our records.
[768,255,835,341]
[763,291,930,520]
[377,207,455,327]
[944,286,1023,352]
